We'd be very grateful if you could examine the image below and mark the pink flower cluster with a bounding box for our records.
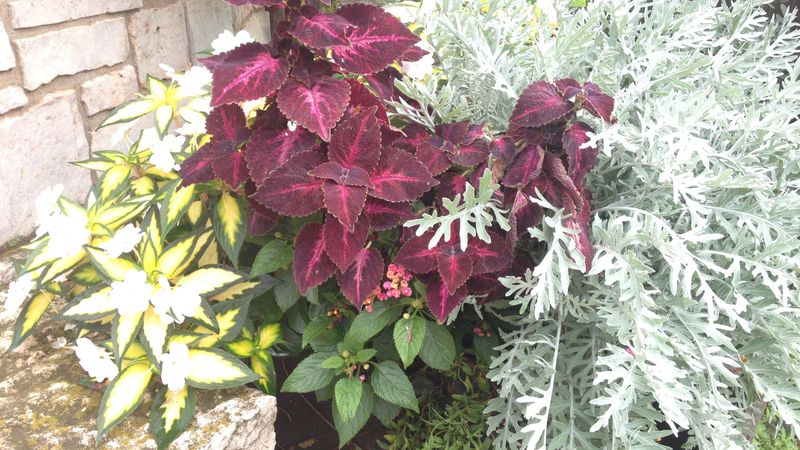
[364,264,413,312]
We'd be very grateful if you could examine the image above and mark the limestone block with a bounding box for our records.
[80,65,139,116]
[0,91,91,243]
[0,86,28,114]
[185,0,234,62]
[0,21,15,72]
[128,3,191,82]
[238,8,271,44]
[15,18,129,91]
[8,0,143,29]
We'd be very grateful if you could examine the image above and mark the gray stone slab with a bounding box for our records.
[8,0,143,29]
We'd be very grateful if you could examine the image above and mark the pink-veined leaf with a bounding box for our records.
[253,151,325,216]
[436,245,472,295]
[322,182,368,232]
[509,81,574,130]
[392,123,429,153]
[435,121,469,144]
[425,276,467,323]
[563,193,594,272]
[414,143,451,177]
[582,82,615,123]
[179,146,215,186]
[562,122,597,186]
[363,198,415,231]
[337,247,384,309]
[489,137,516,164]
[365,68,401,100]
[276,77,350,142]
[554,78,581,99]
[346,79,389,124]
[308,162,373,187]
[331,4,420,75]
[448,141,489,166]
[207,104,249,143]
[289,13,352,49]
[323,214,369,271]
[542,153,583,214]
[368,147,436,202]
[394,234,438,273]
[328,106,382,171]
[211,42,290,106]
[248,208,278,236]
[227,0,283,5]
[502,145,544,187]
[467,274,501,296]
[471,232,513,274]
[506,189,540,249]
[212,150,249,189]
[293,222,337,295]
[245,126,318,184]
[435,173,467,208]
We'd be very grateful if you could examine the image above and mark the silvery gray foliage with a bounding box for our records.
[395,0,800,448]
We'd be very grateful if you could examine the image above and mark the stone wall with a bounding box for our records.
[0,0,270,245]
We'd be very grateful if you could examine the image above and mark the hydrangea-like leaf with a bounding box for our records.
[253,151,325,216]
[509,81,573,131]
[329,107,382,171]
[394,234,438,273]
[368,147,436,202]
[211,42,290,106]
[322,182,368,232]
[245,126,318,184]
[276,77,350,141]
[289,13,352,49]
[503,145,544,187]
[562,122,597,185]
[337,248,384,309]
[323,214,369,271]
[436,245,473,294]
[425,276,467,323]
[364,198,415,231]
[471,232,513,274]
[331,4,420,75]
[293,222,337,295]
[582,82,614,123]
[308,162,373,187]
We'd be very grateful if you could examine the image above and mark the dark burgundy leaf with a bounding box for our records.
[276,77,350,142]
[245,126,318,183]
[227,0,283,5]
[380,126,403,147]
[331,4,420,74]
[489,137,516,164]
[394,234,438,273]
[293,222,337,295]
[211,42,290,106]
[393,123,429,152]
[582,82,614,123]
[323,213,369,271]
[253,102,288,132]
[435,173,467,207]
[562,122,597,185]
[471,232,513,274]
[436,245,472,294]
[503,145,544,187]
[364,68,401,100]
[400,44,428,62]
[414,142,451,176]
[506,189,540,248]
[289,13,352,49]
[248,209,278,236]
[425,276,467,323]
[563,193,594,272]
[463,123,486,144]
[337,247,384,309]
[363,198,415,231]
[322,182,368,232]
[346,79,390,124]
[448,140,489,166]
[308,162,374,187]
[435,121,469,144]
[369,147,437,202]
[328,106,382,171]
[206,104,249,142]
[179,146,215,186]
[554,78,581,99]
[467,274,501,295]
[509,81,574,130]
[253,151,325,216]
[291,48,335,86]
[211,150,249,188]
[543,152,583,213]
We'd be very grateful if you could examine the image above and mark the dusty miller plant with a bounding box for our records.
[398,0,800,448]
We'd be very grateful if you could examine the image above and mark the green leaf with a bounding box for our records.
[252,352,278,395]
[343,303,403,346]
[419,321,456,370]
[369,361,419,412]
[392,316,426,368]
[149,386,196,450]
[281,352,336,393]
[274,270,301,312]
[251,240,293,276]
[184,348,260,389]
[213,192,247,267]
[302,316,334,348]
[332,383,374,448]
[321,356,346,369]
[96,362,153,442]
[335,377,363,421]
[372,397,401,427]
[354,349,377,363]
[473,334,500,366]
[8,291,54,352]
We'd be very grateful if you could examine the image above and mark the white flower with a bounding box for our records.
[35,185,63,236]
[385,5,417,24]
[99,224,144,258]
[3,272,35,315]
[162,64,213,98]
[149,134,186,172]
[111,270,152,316]
[401,41,435,80]
[74,338,119,382]
[287,121,297,132]
[211,30,254,55]
[160,342,191,392]
[151,275,201,324]
[176,108,208,136]
[47,212,91,258]
[241,98,266,117]
[137,127,161,152]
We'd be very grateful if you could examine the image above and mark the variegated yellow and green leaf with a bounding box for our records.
[197,241,219,268]
[168,331,208,348]
[225,337,255,358]
[154,105,174,138]
[96,362,153,442]
[99,165,132,202]
[159,180,196,235]
[100,97,159,128]
[146,75,170,100]
[85,246,138,282]
[72,158,116,172]
[92,195,153,231]
[58,197,88,220]
[212,192,247,267]
[257,323,282,350]
[185,300,219,334]
[185,348,260,389]
[175,266,243,296]
[131,176,157,196]
[186,200,204,226]
[157,228,213,280]
[252,351,277,395]
[142,307,170,363]
[209,280,261,302]
[149,386,196,450]
[140,210,163,275]
[113,312,144,363]
[124,341,148,362]
[195,299,250,348]
[7,291,54,352]
[56,286,114,321]
[70,263,104,286]
[40,251,86,284]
